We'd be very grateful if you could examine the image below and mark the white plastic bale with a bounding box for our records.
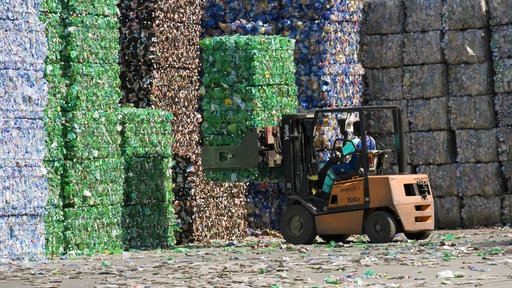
[449,95,497,129]
[461,196,502,228]
[416,164,458,197]
[0,0,40,21]
[363,68,403,101]
[494,58,512,93]
[488,0,512,26]
[360,0,404,35]
[403,0,443,32]
[0,119,46,161]
[360,34,403,68]
[448,62,493,96]
[407,97,449,132]
[497,126,512,161]
[408,130,456,165]
[434,196,461,229]
[455,129,499,163]
[443,0,488,30]
[490,25,512,59]
[442,29,491,64]
[457,162,505,197]
[0,215,46,261]
[0,69,48,119]
[403,64,447,99]
[403,31,443,65]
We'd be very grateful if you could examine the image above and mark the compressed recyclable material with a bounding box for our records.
[44,64,65,112]
[246,181,286,230]
[44,160,63,208]
[407,97,449,131]
[201,35,296,87]
[63,205,123,254]
[497,126,512,161]
[494,58,512,93]
[39,13,64,64]
[443,0,488,30]
[416,164,458,197]
[494,94,512,126]
[63,16,119,64]
[448,62,493,96]
[360,0,403,35]
[0,215,46,261]
[280,0,362,22]
[0,19,46,71]
[360,34,402,68]
[0,165,48,216]
[40,0,62,13]
[404,31,443,66]
[491,25,512,59]
[0,69,48,119]
[449,96,497,129]
[455,129,499,163]
[62,111,121,160]
[0,119,46,161]
[408,131,456,165]
[434,196,461,229]
[64,63,121,112]
[443,29,490,64]
[462,196,502,227]
[62,158,125,208]
[135,0,204,24]
[503,161,512,192]
[123,157,173,205]
[403,0,443,32]
[488,0,512,26]
[120,108,174,158]
[403,64,447,99]
[0,0,40,21]
[122,202,177,249]
[65,0,119,17]
[457,163,505,197]
[44,206,64,257]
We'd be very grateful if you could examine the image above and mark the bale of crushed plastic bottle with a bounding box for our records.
[0,119,46,161]
[0,215,46,261]
[39,13,64,64]
[455,129,499,163]
[0,69,48,119]
[461,196,502,227]
[494,58,512,93]
[448,62,493,96]
[65,0,119,17]
[497,126,512,161]
[457,162,505,197]
[491,24,512,59]
[44,160,64,256]
[63,205,124,254]
[443,29,490,64]
[123,157,173,205]
[443,0,488,30]
[280,0,362,22]
[403,64,447,99]
[403,31,443,65]
[62,111,122,160]
[364,68,402,101]
[408,131,456,165]
[403,0,443,32]
[415,164,458,197]
[360,34,403,68]
[488,0,512,26]
[360,0,403,35]
[449,95,496,130]
[407,97,449,131]
[434,196,461,229]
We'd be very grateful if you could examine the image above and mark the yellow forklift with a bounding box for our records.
[202,106,435,244]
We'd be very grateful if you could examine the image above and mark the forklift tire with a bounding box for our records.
[365,211,397,243]
[319,234,350,244]
[404,231,432,241]
[281,205,316,245]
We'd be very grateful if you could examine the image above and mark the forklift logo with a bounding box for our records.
[283,124,290,141]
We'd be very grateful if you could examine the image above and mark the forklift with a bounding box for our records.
[202,106,435,244]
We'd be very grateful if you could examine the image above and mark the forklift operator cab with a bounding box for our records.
[279,106,434,244]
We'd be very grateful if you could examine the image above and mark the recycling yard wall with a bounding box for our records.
[360,0,512,229]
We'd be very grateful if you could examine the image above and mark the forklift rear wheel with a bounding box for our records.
[365,211,397,243]
[404,231,432,241]
[281,205,316,245]
[319,234,350,244]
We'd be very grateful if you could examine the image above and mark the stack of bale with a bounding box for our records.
[279,0,364,109]
[488,0,512,224]
[59,0,125,254]
[39,0,66,257]
[360,0,508,228]
[120,108,177,249]
[0,0,48,260]
[201,0,281,37]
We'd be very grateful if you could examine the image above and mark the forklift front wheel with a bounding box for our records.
[281,205,316,245]
[365,211,397,243]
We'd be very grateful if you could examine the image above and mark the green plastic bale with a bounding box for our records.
[44,206,65,257]
[201,85,298,145]
[43,110,64,161]
[44,160,63,208]
[122,202,178,249]
[62,158,125,208]
[120,108,174,158]
[40,0,63,13]
[124,157,173,205]
[44,63,66,110]
[62,110,122,159]
[63,16,120,64]
[201,35,296,86]
[63,205,124,254]
[64,63,121,112]
[40,13,64,64]
[65,0,119,17]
